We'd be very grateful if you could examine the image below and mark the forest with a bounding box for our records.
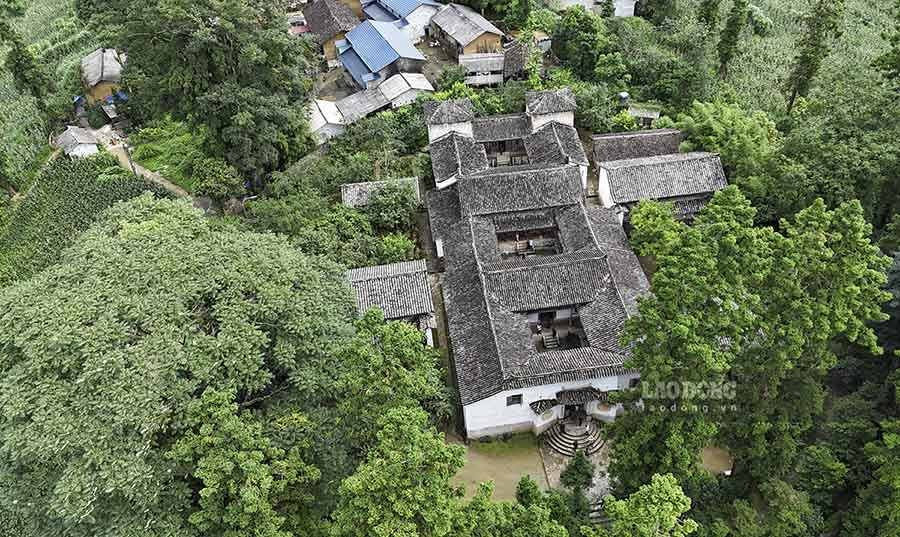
[0,0,898,536]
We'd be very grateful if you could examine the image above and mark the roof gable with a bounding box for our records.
[303,0,359,44]
[346,20,425,73]
[592,129,683,165]
[432,3,504,47]
[601,152,727,204]
[526,88,577,115]
[524,121,589,167]
[429,131,489,184]
[423,99,475,125]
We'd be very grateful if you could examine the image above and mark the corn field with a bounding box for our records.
[0,0,99,191]
[0,155,169,286]
[727,0,893,114]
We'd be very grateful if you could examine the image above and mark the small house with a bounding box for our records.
[338,20,426,89]
[304,0,360,65]
[362,0,443,44]
[430,3,504,59]
[55,126,99,158]
[377,72,435,107]
[347,259,437,346]
[80,48,125,104]
[597,152,727,224]
[341,177,421,208]
[309,99,346,144]
[459,53,505,86]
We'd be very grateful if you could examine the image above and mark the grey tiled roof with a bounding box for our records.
[432,3,504,47]
[592,129,682,165]
[340,177,420,208]
[429,132,489,184]
[503,40,529,78]
[526,88,577,115]
[55,126,98,154]
[481,250,611,311]
[426,185,461,244]
[471,113,532,142]
[601,152,727,204]
[336,86,390,122]
[347,259,434,320]
[457,164,584,216]
[524,121,589,167]
[304,0,359,44]
[423,99,475,125]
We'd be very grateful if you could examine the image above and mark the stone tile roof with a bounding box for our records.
[429,132,489,185]
[471,113,532,142]
[347,259,434,320]
[434,199,648,405]
[601,152,727,204]
[526,88,577,115]
[303,0,359,45]
[457,164,584,216]
[423,99,476,125]
[592,129,682,165]
[340,177,420,208]
[432,3,504,47]
[503,40,529,79]
[524,121,589,167]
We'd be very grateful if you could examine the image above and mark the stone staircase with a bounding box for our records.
[542,332,560,350]
[542,419,605,457]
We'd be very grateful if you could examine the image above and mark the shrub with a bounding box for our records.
[376,233,417,264]
[193,157,246,205]
[364,182,419,235]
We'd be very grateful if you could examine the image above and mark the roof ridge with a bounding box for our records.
[481,250,605,274]
[467,216,508,381]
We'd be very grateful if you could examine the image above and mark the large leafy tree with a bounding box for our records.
[551,6,615,82]
[583,473,698,537]
[330,407,466,537]
[876,0,900,88]
[786,0,846,112]
[114,0,318,177]
[716,0,748,79]
[335,310,451,450]
[610,187,890,494]
[0,195,354,536]
[454,482,568,537]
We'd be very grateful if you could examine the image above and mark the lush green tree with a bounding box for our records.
[600,0,615,19]
[876,0,900,87]
[438,64,468,91]
[881,213,900,254]
[167,387,320,537]
[628,199,684,257]
[193,157,246,205]
[786,0,846,112]
[364,182,419,234]
[552,6,614,82]
[376,233,418,264]
[717,0,748,80]
[610,187,891,494]
[116,0,317,177]
[636,0,678,24]
[454,482,568,537]
[335,310,450,450]
[330,407,465,537]
[794,445,848,509]
[4,35,53,115]
[516,474,543,507]
[731,480,819,537]
[561,451,595,491]
[503,0,533,29]
[697,0,722,30]
[0,195,354,536]
[584,473,698,537]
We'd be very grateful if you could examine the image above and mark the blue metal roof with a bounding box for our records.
[340,48,372,88]
[363,2,397,21]
[345,20,424,73]
[380,0,440,18]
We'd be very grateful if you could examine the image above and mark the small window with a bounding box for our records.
[506,394,523,406]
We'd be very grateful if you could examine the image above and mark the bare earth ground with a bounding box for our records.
[700,446,733,475]
[448,432,549,501]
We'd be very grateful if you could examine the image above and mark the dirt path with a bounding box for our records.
[105,144,189,198]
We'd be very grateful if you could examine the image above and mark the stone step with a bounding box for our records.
[542,420,606,457]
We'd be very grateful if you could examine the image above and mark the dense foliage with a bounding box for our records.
[0,153,166,285]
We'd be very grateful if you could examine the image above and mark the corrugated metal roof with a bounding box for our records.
[363,2,396,21]
[340,47,374,87]
[380,0,441,18]
[345,20,424,74]
[432,3,503,47]
[55,126,98,155]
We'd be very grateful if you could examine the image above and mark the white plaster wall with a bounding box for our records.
[435,238,445,258]
[598,168,614,207]
[530,110,575,130]
[579,164,588,191]
[427,121,473,142]
[463,375,621,439]
[70,144,100,158]
[615,0,637,17]
[403,5,439,44]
